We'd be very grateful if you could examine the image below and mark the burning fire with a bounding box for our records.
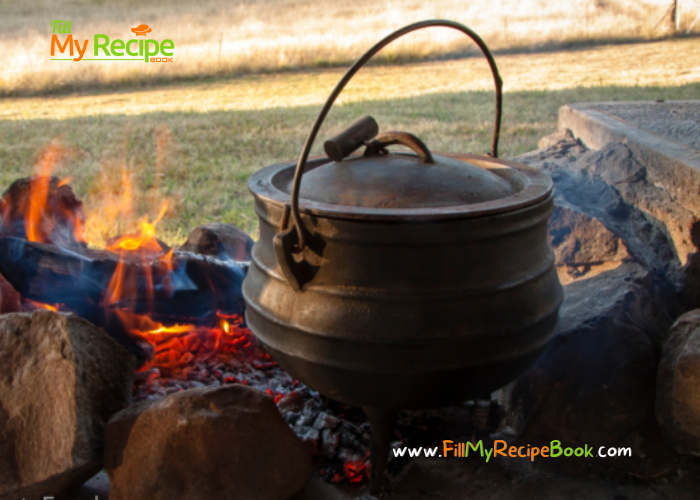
[84,125,173,248]
[101,198,190,356]
[134,313,271,374]
[0,140,86,246]
[25,299,60,313]
[4,134,371,486]
[105,201,169,254]
[1,135,243,370]
[3,135,273,383]
[96,194,261,378]
[25,165,52,243]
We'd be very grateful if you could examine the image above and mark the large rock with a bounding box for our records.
[578,143,698,264]
[500,263,674,446]
[538,128,579,150]
[0,311,136,500]
[179,223,254,261]
[548,205,629,284]
[105,384,312,500]
[657,310,700,456]
[499,130,692,450]
[519,135,677,277]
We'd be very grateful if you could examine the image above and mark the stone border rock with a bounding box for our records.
[559,101,700,221]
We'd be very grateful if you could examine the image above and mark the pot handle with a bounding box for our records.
[275,19,503,289]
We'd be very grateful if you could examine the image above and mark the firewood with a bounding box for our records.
[0,176,86,249]
[0,272,20,314]
[0,237,247,361]
[178,222,253,261]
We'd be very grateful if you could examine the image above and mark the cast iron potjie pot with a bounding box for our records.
[243,20,563,496]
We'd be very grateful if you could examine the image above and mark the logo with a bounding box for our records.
[49,21,174,63]
[392,440,634,463]
[131,24,153,36]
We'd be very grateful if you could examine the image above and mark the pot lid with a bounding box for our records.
[297,151,514,209]
[251,152,551,221]
[249,125,553,222]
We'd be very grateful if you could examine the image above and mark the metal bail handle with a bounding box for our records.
[275,19,503,289]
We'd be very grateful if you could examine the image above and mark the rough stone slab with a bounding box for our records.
[585,101,700,151]
[559,101,700,219]
[500,126,700,451]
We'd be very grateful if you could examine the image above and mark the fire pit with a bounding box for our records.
[243,20,563,495]
[0,163,375,485]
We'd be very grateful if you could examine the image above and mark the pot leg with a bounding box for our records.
[363,407,397,497]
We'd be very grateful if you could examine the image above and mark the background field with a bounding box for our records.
[1,36,698,246]
[1,0,697,95]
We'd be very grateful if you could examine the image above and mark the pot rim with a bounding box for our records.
[248,152,553,221]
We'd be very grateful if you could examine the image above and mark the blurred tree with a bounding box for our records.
[672,0,680,31]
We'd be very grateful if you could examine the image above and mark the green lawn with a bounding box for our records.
[1,38,698,246]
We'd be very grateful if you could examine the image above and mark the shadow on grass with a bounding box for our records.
[0,82,698,239]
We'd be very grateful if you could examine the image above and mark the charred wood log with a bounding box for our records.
[0,272,21,314]
[0,237,247,361]
[0,176,87,250]
[178,222,254,261]
[109,251,248,325]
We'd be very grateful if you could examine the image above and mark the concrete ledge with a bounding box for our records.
[560,101,700,217]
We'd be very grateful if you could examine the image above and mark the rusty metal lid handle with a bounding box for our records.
[364,131,435,164]
[323,118,435,165]
[275,20,503,289]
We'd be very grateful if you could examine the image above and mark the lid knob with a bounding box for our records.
[323,115,379,162]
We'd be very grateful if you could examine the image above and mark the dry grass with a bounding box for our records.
[0,0,693,96]
[4,38,698,121]
[0,39,698,246]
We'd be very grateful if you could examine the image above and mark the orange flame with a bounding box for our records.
[105,200,169,254]
[83,165,135,247]
[1,140,85,245]
[70,208,86,243]
[85,125,172,248]
[106,219,160,253]
[25,144,61,242]
[103,199,173,346]
[124,312,195,340]
[25,299,61,312]
[134,312,260,371]
[142,323,194,336]
[57,176,72,187]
